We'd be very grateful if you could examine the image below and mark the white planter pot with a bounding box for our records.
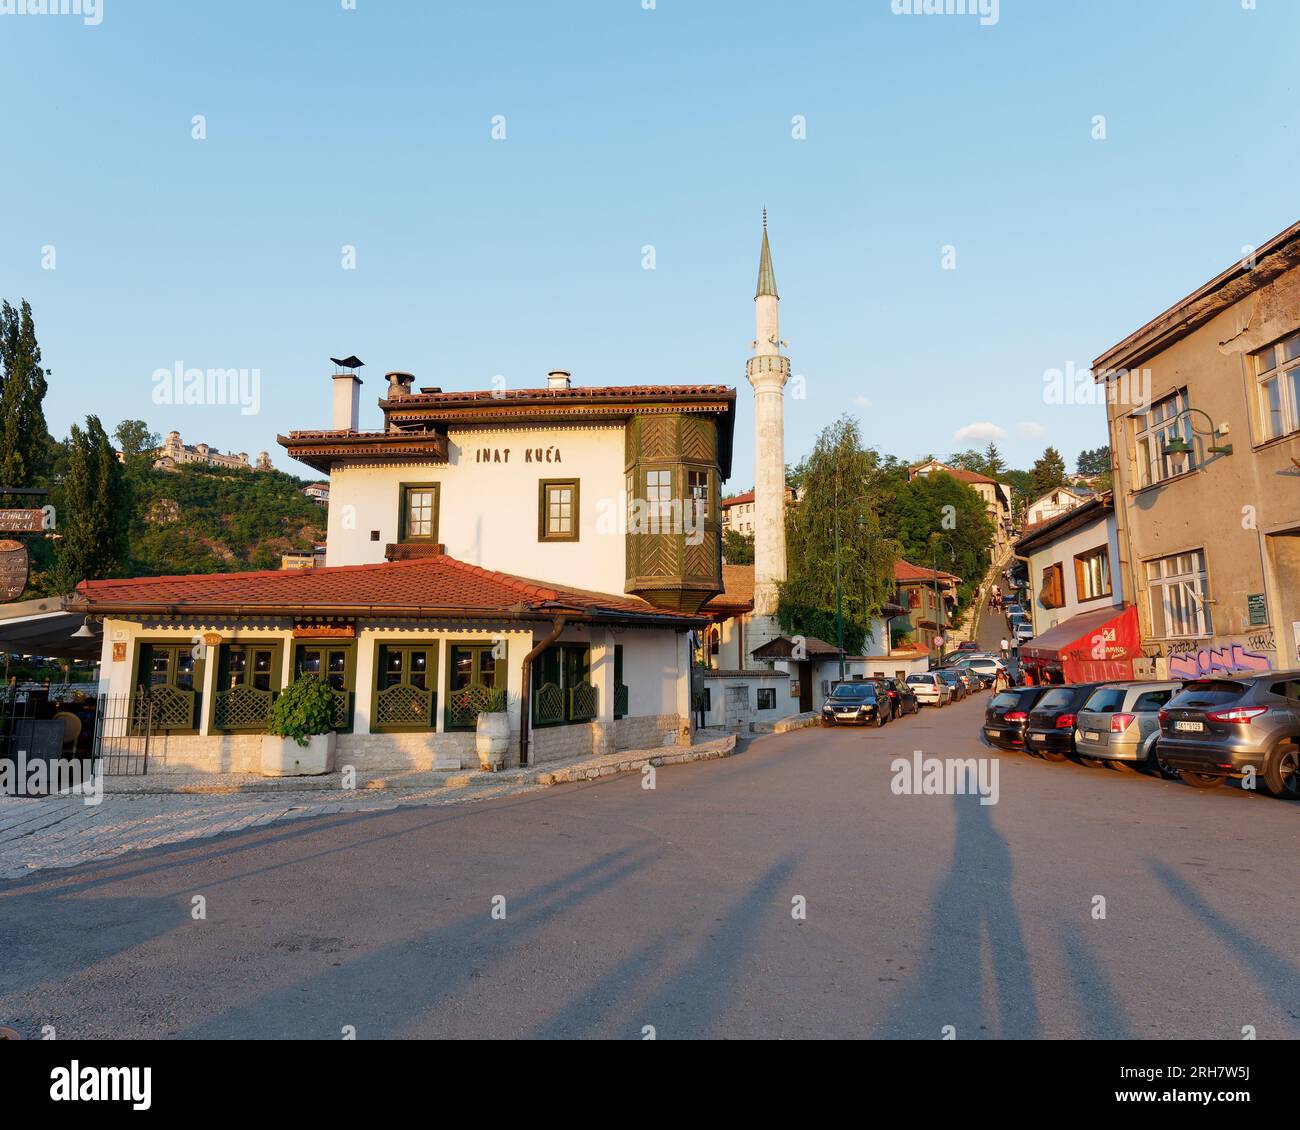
[261,732,337,777]
[475,712,510,771]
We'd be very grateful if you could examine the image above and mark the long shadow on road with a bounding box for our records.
[877,792,1040,1039]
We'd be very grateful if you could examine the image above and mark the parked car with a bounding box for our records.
[1013,621,1035,644]
[1074,681,1182,772]
[1023,683,1108,762]
[954,657,1005,687]
[1004,603,1024,624]
[820,681,891,727]
[983,686,1049,750]
[906,671,953,707]
[865,676,920,717]
[955,641,981,653]
[1158,672,1300,797]
[934,668,967,701]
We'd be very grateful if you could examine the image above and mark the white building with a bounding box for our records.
[1022,485,1089,529]
[76,364,736,774]
[154,431,272,474]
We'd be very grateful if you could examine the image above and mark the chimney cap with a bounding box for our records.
[547,369,571,390]
[330,355,365,372]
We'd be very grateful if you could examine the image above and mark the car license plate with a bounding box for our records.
[1174,720,1205,732]
[985,728,998,738]
[1030,733,1045,742]
[1084,731,1100,742]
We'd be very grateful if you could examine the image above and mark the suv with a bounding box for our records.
[1158,672,1300,797]
[1023,683,1107,762]
[821,681,891,727]
[983,686,1049,749]
[1074,681,1182,773]
[906,671,953,707]
[866,676,919,717]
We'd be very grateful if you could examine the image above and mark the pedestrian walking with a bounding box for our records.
[1000,637,1009,660]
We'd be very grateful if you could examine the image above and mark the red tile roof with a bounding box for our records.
[894,559,962,584]
[701,564,755,616]
[384,384,734,407]
[74,554,702,624]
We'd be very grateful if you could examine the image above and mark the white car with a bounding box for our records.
[954,656,1006,683]
[906,672,953,707]
[1013,621,1035,644]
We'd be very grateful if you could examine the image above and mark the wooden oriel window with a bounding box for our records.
[1040,563,1066,609]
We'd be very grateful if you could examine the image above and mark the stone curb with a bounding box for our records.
[773,712,819,734]
[534,733,737,785]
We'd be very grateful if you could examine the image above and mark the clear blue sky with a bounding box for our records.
[3,0,1297,487]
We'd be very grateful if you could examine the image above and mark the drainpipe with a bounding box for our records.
[519,614,567,768]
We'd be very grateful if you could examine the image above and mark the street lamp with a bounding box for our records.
[1130,404,1234,458]
[929,535,956,669]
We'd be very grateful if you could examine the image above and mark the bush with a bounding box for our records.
[266,675,336,747]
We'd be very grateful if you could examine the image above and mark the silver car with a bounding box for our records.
[1074,681,1183,773]
[906,671,953,707]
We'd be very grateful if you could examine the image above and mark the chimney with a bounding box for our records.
[332,370,363,431]
[386,371,416,399]
[547,369,571,390]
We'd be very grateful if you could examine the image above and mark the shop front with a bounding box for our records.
[1018,605,1140,685]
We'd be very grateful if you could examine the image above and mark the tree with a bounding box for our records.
[778,417,900,655]
[114,419,161,461]
[983,442,1006,479]
[54,416,130,590]
[722,527,754,565]
[946,449,988,474]
[0,299,50,488]
[1030,446,1068,496]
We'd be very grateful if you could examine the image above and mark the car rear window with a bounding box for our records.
[1035,688,1075,711]
[1132,689,1174,711]
[906,675,932,685]
[1082,687,1126,713]
[1166,680,1247,709]
[991,691,1028,710]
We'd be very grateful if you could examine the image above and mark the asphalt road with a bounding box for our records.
[1,693,1297,1040]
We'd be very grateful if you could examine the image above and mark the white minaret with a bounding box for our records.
[746,212,790,657]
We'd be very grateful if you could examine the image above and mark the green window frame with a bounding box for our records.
[531,643,595,727]
[643,466,674,533]
[372,643,438,732]
[132,641,204,734]
[538,478,580,542]
[445,642,506,730]
[212,640,283,733]
[293,642,356,732]
[613,643,628,720]
[399,482,440,542]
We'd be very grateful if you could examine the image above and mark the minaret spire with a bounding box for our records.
[745,214,791,656]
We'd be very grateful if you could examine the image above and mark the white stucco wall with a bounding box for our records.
[324,422,628,593]
[1024,511,1125,634]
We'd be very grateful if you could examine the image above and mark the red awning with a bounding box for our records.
[1019,605,1140,664]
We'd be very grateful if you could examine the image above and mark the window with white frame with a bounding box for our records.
[1145,550,1212,638]
[1251,332,1300,442]
[1132,388,1194,487]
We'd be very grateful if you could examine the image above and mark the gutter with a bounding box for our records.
[519,614,567,768]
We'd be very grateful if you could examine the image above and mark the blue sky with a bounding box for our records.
[2,0,1297,486]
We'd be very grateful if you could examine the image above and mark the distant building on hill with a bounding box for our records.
[153,431,272,473]
[302,482,330,505]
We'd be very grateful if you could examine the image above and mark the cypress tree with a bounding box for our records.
[0,300,50,488]
[55,416,130,590]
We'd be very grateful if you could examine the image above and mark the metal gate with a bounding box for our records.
[91,690,154,776]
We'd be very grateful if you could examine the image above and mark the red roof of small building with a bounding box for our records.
[701,563,756,616]
[74,554,703,625]
[894,559,961,584]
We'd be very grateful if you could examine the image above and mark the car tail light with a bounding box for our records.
[1157,709,1168,724]
[1003,711,1028,723]
[1206,706,1267,725]
[1110,713,1135,733]
[1055,713,1076,729]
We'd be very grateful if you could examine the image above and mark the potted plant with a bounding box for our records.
[473,687,509,771]
[262,674,338,776]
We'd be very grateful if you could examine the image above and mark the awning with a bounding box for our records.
[1020,605,1140,665]
[0,596,101,659]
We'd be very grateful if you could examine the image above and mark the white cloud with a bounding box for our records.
[1018,421,1048,440]
[952,421,1007,442]
[853,394,873,409]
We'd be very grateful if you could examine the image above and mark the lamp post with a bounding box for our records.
[929,535,956,669]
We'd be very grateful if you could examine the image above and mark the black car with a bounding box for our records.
[821,681,891,727]
[1023,682,1107,762]
[865,676,919,717]
[983,686,1049,750]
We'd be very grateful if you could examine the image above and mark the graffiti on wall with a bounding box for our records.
[1168,642,1273,680]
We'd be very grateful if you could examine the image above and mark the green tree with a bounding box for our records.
[1075,445,1111,476]
[946,449,988,474]
[722,527,754,565]
[983,442,1006,478]
[1030,446,1068,496]
[777,416,900,655]
[54,416,130,590]
[114,419,161,462]
[0,299,50,488]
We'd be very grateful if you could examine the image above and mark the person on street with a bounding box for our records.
[1000,637,1009,660]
